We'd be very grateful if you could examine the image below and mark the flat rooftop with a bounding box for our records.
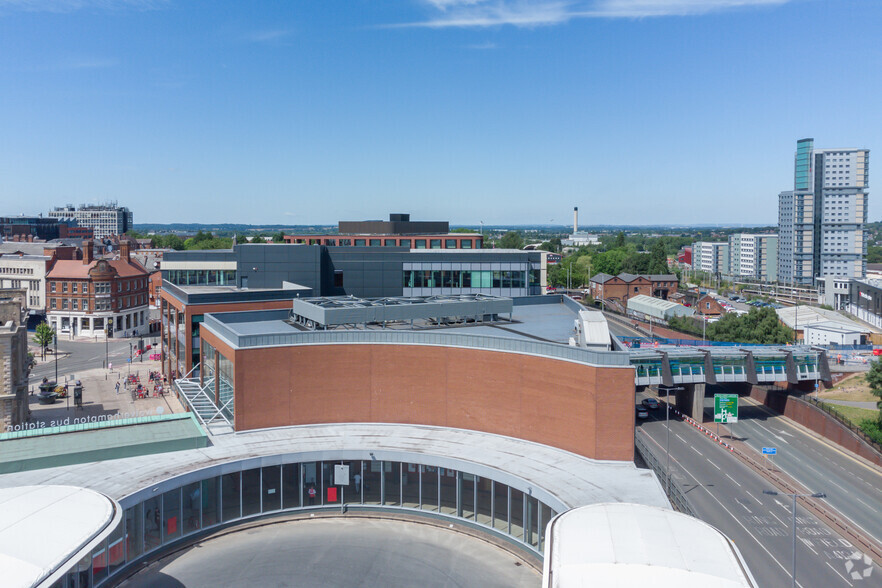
[0,423,668,512]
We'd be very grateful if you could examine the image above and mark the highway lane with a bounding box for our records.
[637,395,882,587]
[703,393,882,548]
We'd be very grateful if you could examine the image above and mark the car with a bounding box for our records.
[642,398,659,410]
[636,407,649,419]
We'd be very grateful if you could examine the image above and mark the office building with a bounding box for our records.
[778,138,869,285]
[284,213,483,249]
[728,234,778,281]
[691,241,729,275]
[48,203,134,239]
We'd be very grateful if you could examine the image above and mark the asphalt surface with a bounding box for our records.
[120,517,540,588]
[30,338,145,384]
[703,392,882,549]
[636,392,882,587]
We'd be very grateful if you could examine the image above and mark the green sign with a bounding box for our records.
[714,394,739,424]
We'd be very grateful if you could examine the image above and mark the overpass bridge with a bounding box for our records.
[625,344,830,420]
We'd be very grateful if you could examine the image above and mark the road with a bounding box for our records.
[637,391,882,587]
[30,338,147,383]
[703,391,882,549]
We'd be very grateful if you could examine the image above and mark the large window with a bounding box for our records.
[85,458,556,587]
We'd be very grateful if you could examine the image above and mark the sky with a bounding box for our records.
[0,0,879,227]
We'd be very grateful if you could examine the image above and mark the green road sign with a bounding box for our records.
[714,394,739,424]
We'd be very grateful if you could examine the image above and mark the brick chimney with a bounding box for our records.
[120,239,131,262]
[82,240,93,265]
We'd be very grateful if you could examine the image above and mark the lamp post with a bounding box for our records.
[54,333,58,385]
[763,490,827,588]
[661,385,685,497]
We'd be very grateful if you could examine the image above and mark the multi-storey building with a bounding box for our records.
[45,241,149,338]
[284,213,483,250]
[778,138,869,285]
[48,202,133,239]
[0,243,78,315]
[728,234,778,281]
[691,241,729,276]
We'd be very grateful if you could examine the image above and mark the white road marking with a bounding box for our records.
[691,446,703,456]
[826,561,854,586]
[771,511,787,527]
[708,460,721,471]
[676,433,687,443]
[725,473,742,487]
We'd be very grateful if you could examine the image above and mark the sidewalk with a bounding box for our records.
[26,358,186,429]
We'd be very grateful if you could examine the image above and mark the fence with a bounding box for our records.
[634,432,696,517]
[803,396,882,456]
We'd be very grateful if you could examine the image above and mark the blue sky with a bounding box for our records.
[0,0,878,226]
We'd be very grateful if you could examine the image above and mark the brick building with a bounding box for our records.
[45,241,149,338]
[589,273,679,304]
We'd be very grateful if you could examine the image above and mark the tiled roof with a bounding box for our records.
[47,258,148,279]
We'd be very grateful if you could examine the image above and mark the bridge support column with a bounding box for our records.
[675,383,706,421]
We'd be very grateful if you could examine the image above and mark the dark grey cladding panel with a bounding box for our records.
[164,249,235,262]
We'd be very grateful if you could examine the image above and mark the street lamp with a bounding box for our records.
[660,385,684,497]
[763,490,827,588]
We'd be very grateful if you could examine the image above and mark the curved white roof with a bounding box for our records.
[544,503,757,588]
[0,486,119,588]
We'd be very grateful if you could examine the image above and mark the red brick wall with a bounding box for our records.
[749,385,882,467]
[227,342,635,461]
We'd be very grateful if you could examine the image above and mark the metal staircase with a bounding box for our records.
[174,364,233,429]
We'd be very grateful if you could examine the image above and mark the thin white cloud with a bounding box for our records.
[0,0,166,13]
[244,29,291,44]
[60,57,119,69]
[465,41,498,49]
[402,0,791,28]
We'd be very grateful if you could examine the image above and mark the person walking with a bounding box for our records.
[308,485,316,505]
[115,381,120,395]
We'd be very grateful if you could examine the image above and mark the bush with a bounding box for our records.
[858,418,882,447]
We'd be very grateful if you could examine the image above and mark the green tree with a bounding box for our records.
[272,232,286,243]
[235,234,248,244]
[648,240,668,275]
[614,231,626,249]
[33,322,54,360]
[538,241,556,253]
[866,359,882,415]
[593,249,629,276]
[251,235,266,244]
[498,231,524,250]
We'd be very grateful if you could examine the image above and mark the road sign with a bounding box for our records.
[762,447,777,455]
[714,394,739,424]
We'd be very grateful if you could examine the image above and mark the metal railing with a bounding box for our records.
[635,432,696,518]
[803,396,882,456]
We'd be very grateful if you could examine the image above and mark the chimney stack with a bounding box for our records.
[82,240,93,264]
[573,206,579,233]
[120,239,131,261]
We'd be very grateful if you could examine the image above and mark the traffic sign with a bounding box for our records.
[762,447,777,455]
[714,394,739,424]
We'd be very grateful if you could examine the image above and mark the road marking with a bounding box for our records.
[854,496,879,513]
[725,473,742,487]
[676,433,687,443]
[799,536,819,555]
[750,492,763,506]
[826,561,854,586]
[691,446,703,456]
[771,511,787,527]
[708,460,721,471]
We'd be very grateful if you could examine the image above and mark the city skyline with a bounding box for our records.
[0,0,877,225]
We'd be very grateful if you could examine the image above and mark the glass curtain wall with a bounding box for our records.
[62,459,558,588]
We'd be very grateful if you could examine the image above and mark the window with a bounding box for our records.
[62,282,68,293]
[400,239,411,248]
[369,239,381,246]
[430,239,441,249]
[71,283,78,294]
[72,299,78,311]
[82,300,88,312]
[415,239,427,249]
[445,239,457,248]
[384,239,397,247]
[334,271,343,288]
[62,299,68,310]
[354,239,366,246]
[50,282,56,293]
[50,299,57,310]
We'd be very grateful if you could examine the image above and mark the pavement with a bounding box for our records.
[821,399,880,411]
[25,356,186,429]
[636,390,882,587]
[121,515,540,588]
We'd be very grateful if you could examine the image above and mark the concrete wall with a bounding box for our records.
[748,385,882,467]
[200,329,636,461]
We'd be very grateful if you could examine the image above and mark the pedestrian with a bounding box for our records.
[308,485,316,505]
[354,472,361,493]
[115,381,120,395]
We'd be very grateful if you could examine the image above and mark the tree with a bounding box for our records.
[498,231,524,250]
[235,235,248,244]
[538,241,556,253]
[866,359,882,415]
[251,235,266,244]
[33,322,54,360]
[614,231,626,249]
[272,232,286,243]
